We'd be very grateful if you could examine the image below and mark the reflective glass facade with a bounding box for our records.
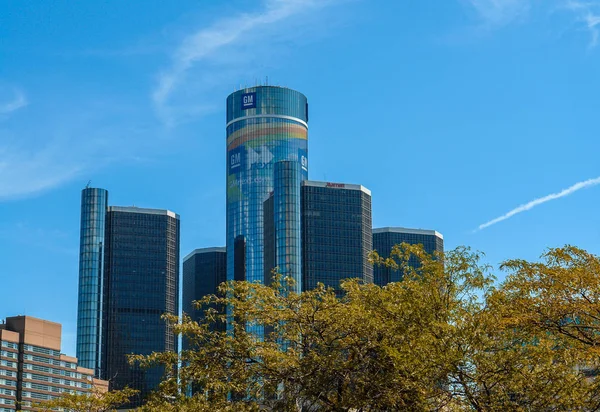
[226,86,308,289]
[301,181,373,294]
[76,188,108,377]
[273,161,303,291]
[103,207,180,407]
[182,248,227,346]
[372,228,444,286]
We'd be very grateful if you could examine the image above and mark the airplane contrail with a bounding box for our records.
[476,176,600,231]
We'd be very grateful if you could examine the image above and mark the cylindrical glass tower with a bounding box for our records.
[76,187,108,377]
[226,86,308,291]
[273,160,303,292]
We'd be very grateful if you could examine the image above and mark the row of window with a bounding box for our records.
[23,363,84,378]
[0,380,15,388]
[23,354,75,369]
[24,373,90,388]
[0,353,15,360]
[23,381,70,393]
[0,398,15,405]
[23,344,62,357]
[0,343,16,350]
[0,371,15,378]
[0,362,15,369]
[22,391,58,400]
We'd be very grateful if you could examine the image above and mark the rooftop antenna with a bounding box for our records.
[85,180,92,189]
[266,76,269,86]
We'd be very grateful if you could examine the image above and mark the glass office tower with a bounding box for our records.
[372,227,444,286]
[103,207,180,407]
[77,187,108,377]
[182,247,227,340]
[226,86,308,290]
[301,181,373,294]
[77,191,180,408]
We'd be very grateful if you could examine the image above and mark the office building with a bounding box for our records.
[103,206,180,406]
[262,161,304,290]
[76,188,180,407]
[182,247,227,340]
[0,316,108,412]
[372,227,444,286]
[226,86,309,293]
[300,181,373,294]
[76,187,108,378]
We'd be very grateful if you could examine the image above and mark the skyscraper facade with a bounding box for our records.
[76,188,108,378]
[301,181,373,294]
[372,227,444,286]
[226,86,308,291]
[76,190,180,408]
[103,207,179,405]
[182,247,227,339]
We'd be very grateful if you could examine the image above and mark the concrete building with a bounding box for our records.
[0,316,107,412]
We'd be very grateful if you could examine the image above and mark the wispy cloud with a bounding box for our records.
[564,0,600,47]
[0,87,27,115]
[476,176,600,231]
[463,0,531,26]
[463,0,600,46]
[0,100,159,202]
[154,0,345,126]
[0,140,84,201]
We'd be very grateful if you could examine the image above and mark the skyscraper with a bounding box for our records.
[226,86,308,291]
[301,181,373,294]
[372,227,444,286]
[182,247,227,338]
[77,187,108,378]
[76,189,180,407]
[103,207,179,405]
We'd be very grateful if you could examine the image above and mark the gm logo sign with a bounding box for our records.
[241,92,256,110]
[228,147,244,174]
[230,153,241,169]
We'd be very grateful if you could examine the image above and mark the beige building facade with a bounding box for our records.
[0,316,107,411]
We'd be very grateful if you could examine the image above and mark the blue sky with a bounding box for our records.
[1,0,600,355]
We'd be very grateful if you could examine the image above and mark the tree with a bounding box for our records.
[132,244,600,411]
[497,245,600,350]
[37,387,137,412]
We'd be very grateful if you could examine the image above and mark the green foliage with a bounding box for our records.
[61,244,600,411]
[37,387,137,412]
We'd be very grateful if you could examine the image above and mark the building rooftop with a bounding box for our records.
[5,315,62,351]
[373,227,443,240]
[183,247,227,262]
[302,180,371,196]
[108,206,179,219]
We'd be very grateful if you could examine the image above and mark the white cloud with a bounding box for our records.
[0,87,28,115]
[564,0,600,47]
[476,176,600,231]
[463,0,600,46]
[153,0,344,126]
[0,141,83,201]
[0,100,157,202]
[464,0,531,26]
